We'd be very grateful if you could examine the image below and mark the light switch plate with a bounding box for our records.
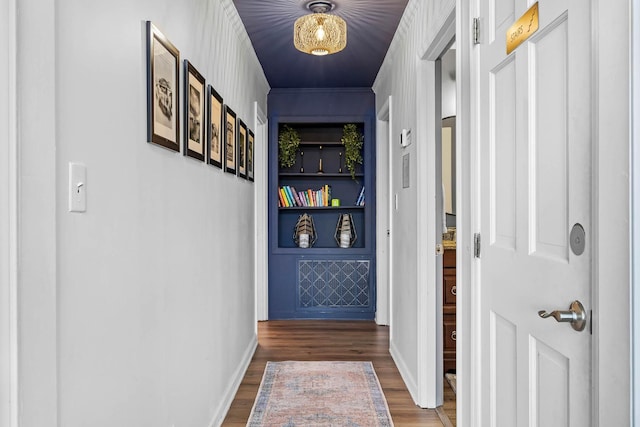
[69,162,86,212]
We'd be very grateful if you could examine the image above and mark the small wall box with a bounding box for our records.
[400,128,411,147]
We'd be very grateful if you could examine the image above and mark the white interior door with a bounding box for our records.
[475,0,592,425]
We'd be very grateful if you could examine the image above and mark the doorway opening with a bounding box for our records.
[436,41,458,426]
[376,96,392,327]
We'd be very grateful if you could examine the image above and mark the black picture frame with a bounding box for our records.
[183,60,206,161]
[146,22,180,152]
[247,129,255,182]
[237,119,248,179]
[224,105,237,175]
[207,85,223,168]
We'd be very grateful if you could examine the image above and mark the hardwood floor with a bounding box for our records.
[436,378,456,427]
[222,320,444,426]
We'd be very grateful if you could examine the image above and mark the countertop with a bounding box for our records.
[443,240,457,250]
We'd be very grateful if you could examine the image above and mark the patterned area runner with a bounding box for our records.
[247,361,394,426]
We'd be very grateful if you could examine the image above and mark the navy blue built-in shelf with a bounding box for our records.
[279,206,364,210]
[279,173,365,178]
[267,89,376,320]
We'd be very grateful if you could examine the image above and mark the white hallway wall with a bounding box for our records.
[15,0,269,426]
[373,0,455,402]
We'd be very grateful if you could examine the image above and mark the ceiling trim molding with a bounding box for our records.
[270,87,374,95]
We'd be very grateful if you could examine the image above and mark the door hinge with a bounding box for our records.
[473,18,481,45]
[474,233,481,258]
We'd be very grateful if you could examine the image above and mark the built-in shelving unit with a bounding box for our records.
[267,88,376,320]
[276,123,367,250]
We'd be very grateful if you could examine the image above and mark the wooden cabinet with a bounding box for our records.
[443,247,456,373]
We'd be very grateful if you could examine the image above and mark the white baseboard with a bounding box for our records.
[389,339,419,405]
[210,334,258,427]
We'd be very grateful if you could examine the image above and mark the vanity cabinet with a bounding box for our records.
[443,247,456,373]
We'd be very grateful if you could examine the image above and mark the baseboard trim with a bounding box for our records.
[389,339,419,405]
[210,334,258,427]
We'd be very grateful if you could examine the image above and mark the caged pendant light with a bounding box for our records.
[294,1,347,56]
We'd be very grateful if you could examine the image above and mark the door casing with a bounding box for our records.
[1,0,18,425]
[415,5,456,409]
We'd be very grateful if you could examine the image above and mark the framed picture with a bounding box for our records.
[207,85,223,168]
[247,129,255,182]
[224,106,237,175]
[237,119,248,179]
[184,60,206,160]
[146,22,180,152]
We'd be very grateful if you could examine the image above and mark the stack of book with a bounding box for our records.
[278,185,332,207]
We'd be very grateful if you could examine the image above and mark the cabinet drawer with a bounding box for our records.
[444,275,456,306]
[443,315,456,350]
[444,354,456,373]
[443,249,456,268]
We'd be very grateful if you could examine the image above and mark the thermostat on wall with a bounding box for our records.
[400,128,412,147]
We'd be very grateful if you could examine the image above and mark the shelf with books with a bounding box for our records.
[277,183,364,209]
[275,122,368,250]
[279,173,365,178]
[278,206,365,211]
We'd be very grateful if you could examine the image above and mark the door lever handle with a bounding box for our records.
[538,300,587,332]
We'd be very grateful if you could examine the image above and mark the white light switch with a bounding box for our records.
[69,162,86,212]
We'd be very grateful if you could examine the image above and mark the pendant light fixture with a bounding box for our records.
[294,1,347,56]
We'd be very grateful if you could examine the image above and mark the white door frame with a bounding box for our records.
[254,102,269,323]
[376,96,392,326]
[415,6,456,409]
[591,0,633,424]
[461,0,632,424]
[633,0,640,422]
[1,1,18,426]
[454,0,473,423]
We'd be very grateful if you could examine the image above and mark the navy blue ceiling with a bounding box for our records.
[232,0,409,89]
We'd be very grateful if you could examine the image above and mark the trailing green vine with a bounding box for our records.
[341,124,363,179]
[278,125,300,168]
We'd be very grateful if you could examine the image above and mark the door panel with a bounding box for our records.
[490,312,517,427]
[492,0,516,43]
[477,0,592,425]
[531,17,569,259]
[492,57,517,249]
[532,337,569,427]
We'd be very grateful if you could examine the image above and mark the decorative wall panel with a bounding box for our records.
[299,260,371,308]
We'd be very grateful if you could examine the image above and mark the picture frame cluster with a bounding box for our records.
[146,21,255,182]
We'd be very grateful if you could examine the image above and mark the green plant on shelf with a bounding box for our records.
[278,125,300,168]
[341,124,363,179]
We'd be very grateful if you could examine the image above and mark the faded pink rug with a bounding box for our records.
[247,361,394,426]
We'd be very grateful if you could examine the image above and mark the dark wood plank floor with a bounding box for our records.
[222,320,444,426]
